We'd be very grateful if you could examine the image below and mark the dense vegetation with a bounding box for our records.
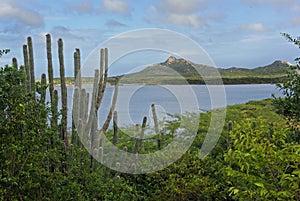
[0,33,299,200]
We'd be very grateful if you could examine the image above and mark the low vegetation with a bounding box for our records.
[0,65,299,200]
[0,33,299,200]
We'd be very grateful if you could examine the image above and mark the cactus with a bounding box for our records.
[12,57,18,69]
[22,35,125,179]
[228,120,233,132]
[72,87,80,145]
[102,78,119,132]
[131,162,137,174]
[96,48,108,111]
[22,44,31,92]
[53,89,59,127]
[114,146,128,177]
[72,48,82,145]
[88,69,100,148]
[27,36,35,92]
[86,70,100,170]
[112,111,118,144]
[72,48,118,153]
[133,116,147,154]
[98,146,103,167]
[40,73,47,103]
[74,48,81,88]
[46,34,54,103]
[151,103,163,150]
[79,89,89,125]
[104,111,119,181]
[98,129,104,148]
[20,35,126,178]
[226,120,233,149]
[58,38,68,147]
[115,162,121,172]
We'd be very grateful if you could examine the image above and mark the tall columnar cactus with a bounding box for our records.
[114,146,128,178]
[95,48,108,111]
[102,78,119,132]
[58,38,68,147]
[27,36,35,92]
[19,35,126,178]
[40,73,47,103]
[72,87,80,145]
[228,120,233,132]
[71,48,121,174]
[113,111,118,145]
[104,111,119,181]
[12,57,18,69]
[22,44,31,92]
[89,69,100,146]
[53,89,59,129]
[46,34,54,103]
[73,48,115,145]
[151,103,163,150]
[134,116,147,154]
[79,89,88,125]
[72,48,81,145]
[74,48,81,88]
[227,120,233,149]
[87,69,100,169]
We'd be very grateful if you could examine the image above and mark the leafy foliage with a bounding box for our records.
[223,120,300,200]
[273,33,300,143]
[0,66,136,200]
[1,31,300,200]
[0,49,10,57]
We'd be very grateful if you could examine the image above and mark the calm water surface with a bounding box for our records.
[51,84,282,127]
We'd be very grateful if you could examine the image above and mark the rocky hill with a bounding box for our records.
[116,56,291,85]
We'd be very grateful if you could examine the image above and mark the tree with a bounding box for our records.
[273,33,300,142]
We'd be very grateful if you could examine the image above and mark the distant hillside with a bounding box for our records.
[220,60,289,77]
[51,57,291,85]
[117,56,291,85]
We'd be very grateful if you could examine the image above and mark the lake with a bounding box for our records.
[52,84,282,127]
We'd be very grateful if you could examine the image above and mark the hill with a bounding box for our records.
[117,56,291,85]
[51,58,291,85]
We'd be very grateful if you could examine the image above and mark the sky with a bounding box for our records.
[0,0,299,77]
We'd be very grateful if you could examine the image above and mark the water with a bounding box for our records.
[50,84,282,127]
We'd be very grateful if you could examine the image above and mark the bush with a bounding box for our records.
[223,120,300,200]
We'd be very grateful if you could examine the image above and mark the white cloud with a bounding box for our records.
[0,1,43,27]
[167,14,202,29]
[160,0,206,14]
[102,0,130,15]
[146,0,220,29]
[241,23,266,32]
[67,0,95,15]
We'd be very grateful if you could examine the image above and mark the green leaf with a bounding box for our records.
[233,188,239,194]
[254,182,264,188]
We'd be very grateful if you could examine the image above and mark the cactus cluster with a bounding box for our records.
[19,33,161,179]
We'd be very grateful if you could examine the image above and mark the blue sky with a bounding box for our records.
[0,0,299,77]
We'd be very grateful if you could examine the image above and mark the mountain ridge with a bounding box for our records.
[116,56,292,85]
